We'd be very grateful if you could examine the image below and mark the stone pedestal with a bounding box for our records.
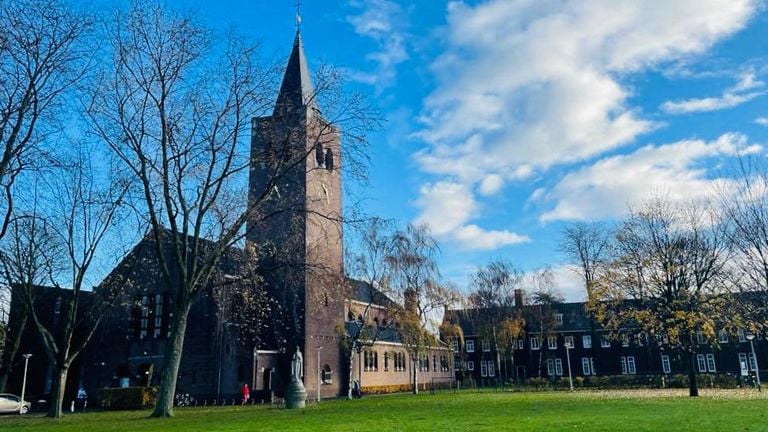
[285,377,307,409]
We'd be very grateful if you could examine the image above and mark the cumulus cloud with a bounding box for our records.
[661,71,765,114]
[415,0,757,184]
[414,181,530,250]
[346,0,409,91]
[537,133,762,222]
[755,116,768,126]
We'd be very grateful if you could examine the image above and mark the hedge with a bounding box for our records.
[98,387,158,410]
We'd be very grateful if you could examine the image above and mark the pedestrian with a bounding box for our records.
[77,387,87,411]
[241,383,250,405]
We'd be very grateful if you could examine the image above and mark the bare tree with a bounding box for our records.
[0,214,59,392]
[589,198,732,397]
[560,222,611,300]
[87,4,376,417]
[387,224,458,394]
[718,157,768,332]
[0,0,91,240]
[466,259,524,383]
[526,267,564,378]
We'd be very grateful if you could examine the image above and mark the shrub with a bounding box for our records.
[98,387,158,410]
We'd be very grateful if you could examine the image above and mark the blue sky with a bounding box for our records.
[160,0,768,300]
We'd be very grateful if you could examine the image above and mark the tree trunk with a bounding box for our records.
[686,350,699,397]
[48,365,69,418]
[412,358,419,394]
[151,301,191,417]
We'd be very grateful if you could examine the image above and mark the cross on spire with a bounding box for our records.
[295,0,302,31]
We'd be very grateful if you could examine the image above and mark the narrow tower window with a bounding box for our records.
[315,143,324,167]
[324,148,334,171]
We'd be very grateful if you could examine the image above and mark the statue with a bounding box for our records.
[286,346,307,409]
[292,346,304,379]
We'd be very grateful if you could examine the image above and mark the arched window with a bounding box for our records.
[315,143,324,166]
[324,148,334,171]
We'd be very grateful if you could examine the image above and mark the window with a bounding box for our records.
[451,340,459,353]
[739,353,749,373]
[482,339,491,352]
[554,358,563,376]
[322,365,333,384]
[530,336,540,350]
[621,334,630,347]
[582,357,591,376]
[488,361,495,377]
[590,358,596,375]
[466,340,475,353]
[548,336,557,350]
[564,336,574,348]
[582,335,592,349]
[433,355,437,371]
[364,350,378,372]
[696,332,706,345]
[153,294,163,338]
[749,352,758,371]
[627,357,636,374]
[661,355,671,374]
[394,352,406,372]
[467,361,475,371]
[601,335,611,348]
[696,354,707,373]
[706,354,716,372]
[518,339,525,349]
[384,352,389,371]
[718,330,729,344]
[480,361,488,377]
[139,295,149,339]
[555,313,563,325]
[739,329,747,343]
[547,359,555,376]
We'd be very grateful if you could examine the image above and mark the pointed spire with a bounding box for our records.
[274,30,315,115]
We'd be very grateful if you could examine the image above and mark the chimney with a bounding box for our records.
[514,289,524,307]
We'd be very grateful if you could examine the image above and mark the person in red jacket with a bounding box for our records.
[241,383,250,405]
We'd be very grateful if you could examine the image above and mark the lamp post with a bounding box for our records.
[746,333,761,391]
[20,354,32,415]
[316,346,323,403]
[564,340,574,392]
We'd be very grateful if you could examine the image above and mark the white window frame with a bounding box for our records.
[581,357,591,376]
[548,335,557,350]
[696,354,707,373]
[590,358,596,375]
[530,336,540,350]
[739,329,747,343]
[627,356,636,374]
[480,361,488,377]
[621,335,630,347]
[466,340,475,353]
[467,360,475,371]
[739,353,748,373]
[547,359,555,376]
[482,339,491,352]
[696,332,706,345]
[555,313,563,325]
[451,340,459,353]
[554,358,563,376]
[620,357,627,374]
[749,352,758,371]
[564,336,574,348]
[582,335,592,349]
[718,330,729,344]
[601,335,611,348]
[661,355,671,374]
[706,353,716,372]
[488,361,495,377]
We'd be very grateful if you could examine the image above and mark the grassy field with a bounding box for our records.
[1,389,767,431]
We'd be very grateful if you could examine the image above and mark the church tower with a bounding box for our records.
[247,30,345,398]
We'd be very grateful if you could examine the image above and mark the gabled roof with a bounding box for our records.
[274,31,315,114]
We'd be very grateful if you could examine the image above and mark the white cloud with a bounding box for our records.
[415,0,758,183]
[414,181,530,250]
[755,116,768,126]
[346,0,409,91]
[538,133,762,222]
[661,71,766,114]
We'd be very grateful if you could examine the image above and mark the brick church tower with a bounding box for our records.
[247,30,345,398]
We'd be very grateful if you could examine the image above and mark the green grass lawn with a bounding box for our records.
[1,389,767,431]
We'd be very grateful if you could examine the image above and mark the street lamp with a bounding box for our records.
[316,346,323,403]
[564,341,574,392]
[20,354,32,415]
[746,333,761,391]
